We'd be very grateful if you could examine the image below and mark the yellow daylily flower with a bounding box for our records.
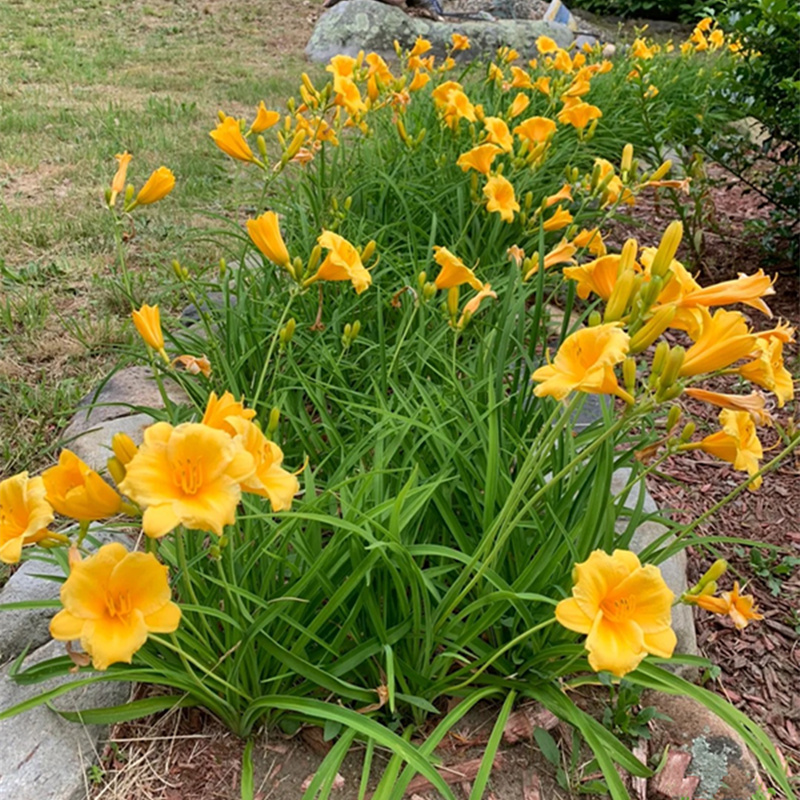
[572,227,606,256]
[679,308,756,376]
[556,549,676,676]
[483,175,520,223]
[333,75,367,118]
[409,70,430,91]
[42,450,123,522]
[112,433,139,466]
[305,230,372,295]
[202,391,257,434]
[483,117,513,152]
[456,143,501,175]
[631,38,656,59]
[409,36,432,57]
[50,542,181,670]
[535,35,559,54]
[119,421,255,538]
[457,283,497,330]
[451,33,471,51]
[365,52,394,84]
[131,303,168,361]
[562,254,624,301]
[326,54,357,79]
[507,92,530,119]
[210,115,259,164]
[249,101,281,134]
[684,388,772,426]
[109,152,132,206]
[133,167,175,206]
[695,410,764,489]
[433,247,483,291]
[738,337,794,407]
[513,116,556,145]
[542,204,573,232]
[531,323,632,401]
[432,81,463,108]
[0,472,55,564]
[507,244,525,267]
[558,102,602,130]
[544,183,573,208]
[443,90,477,128]
[533,76,551,96]
[678,270,776,316]
[247,211,291,269]
[688,581,763,630]
[523,239,577,279]
[509,66,533,89]
[226,417,300,511]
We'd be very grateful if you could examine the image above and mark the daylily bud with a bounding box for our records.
[650,221,683,279]
[588,311,602,327]
[124,184,135,204]
[666,404,681,432]
[657,384,684,402]
[640,275,664,309]
[287,97,296,113]
[447,286,460,319]
[106,456,126,487]
[292,255,304,281]
[604,269,637,322]
[307,244,322,275]
[257,135,267,158]
[352,320,361,338]
[279,317,296,347]
[619,238,638,272]
[423,281,437,301]
[688,559,728,596]
[284,130,306,161]
[590,161,602,191]
[629,305,676,353]
[651,340,670,376]
[217,109,227,122]
[621,143,634,173]
[104,187,113,206]
[659,345,685,389]
[361,240,376,262]
[418,271,427,290]
[525,191,534,211]
[623,357,637,392]
[680,421,696,442]
[112,432,138,465]
[586,118,599,140]
[172,259,184,280]
[650,160,672,181]
[267,407,281,437]
[344,196,352,211]
[219,258,227,278]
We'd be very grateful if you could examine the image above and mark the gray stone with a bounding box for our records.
[64,412,154,476]
[0,559,62,666]
[0,639,130,800]
[647,693,761,800]
[611,467,698,659]
[306,0,574,63]
[61,366,190,474]
[180,291,237,326]
[542,0,577,32]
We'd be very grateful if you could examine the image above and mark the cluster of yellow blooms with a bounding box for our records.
[0,301,301,668]
[0,28,780,680]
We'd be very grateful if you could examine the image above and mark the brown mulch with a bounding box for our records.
[610,167,800,768]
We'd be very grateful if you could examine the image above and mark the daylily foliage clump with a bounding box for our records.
[2,20,796,800]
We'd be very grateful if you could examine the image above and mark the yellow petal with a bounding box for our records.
[82,611,149,671]
[555,597,593,634]
[109,552,171,616]
[642,626,677,658]
[50,609,86,640]
[143,601,182,634]
[142,504,181,539]
[585,614,646,676]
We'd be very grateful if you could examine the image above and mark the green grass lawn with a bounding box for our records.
[0,0,320,476]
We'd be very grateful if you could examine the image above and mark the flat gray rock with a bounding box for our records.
[306,0,573,62]
[611,467,697,659]
[0,639,130,800]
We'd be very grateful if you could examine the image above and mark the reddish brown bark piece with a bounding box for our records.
[522,769,542,800]
[401,754,505,796]
[650,750,700,800]
[502,705,559,744]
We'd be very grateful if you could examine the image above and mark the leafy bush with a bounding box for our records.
[1,29,797,799]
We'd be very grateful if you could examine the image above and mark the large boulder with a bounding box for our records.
[306,0,574,63]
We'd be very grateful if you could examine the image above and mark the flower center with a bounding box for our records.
[106,592,132,619]
[601,594,637,623]
[174,457,203,495]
